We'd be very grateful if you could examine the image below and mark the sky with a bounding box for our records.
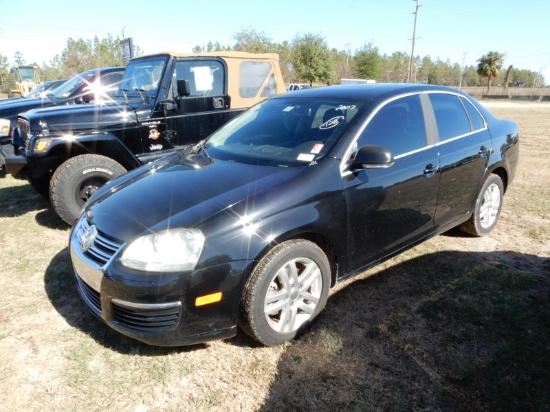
[1,0,549,84]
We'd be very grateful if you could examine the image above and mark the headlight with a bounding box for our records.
[0,119,10,137]
[120,228,205,272]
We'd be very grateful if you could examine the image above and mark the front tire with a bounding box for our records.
[460,174,504,236]
[50,154,126,224]
[239,240,331,346]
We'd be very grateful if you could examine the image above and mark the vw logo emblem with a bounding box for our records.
[81,225,98,252]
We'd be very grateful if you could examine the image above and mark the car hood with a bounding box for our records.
[0,97,53,117]
[85,151,304,241]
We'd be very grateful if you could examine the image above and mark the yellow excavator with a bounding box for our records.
[2,65,42,98]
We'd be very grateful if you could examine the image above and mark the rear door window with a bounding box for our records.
[429,93,471,141]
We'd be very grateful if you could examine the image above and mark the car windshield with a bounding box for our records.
[205,97,364,167]
[50,71,96,99]
[117,57,167,98]
[25,80,65,98]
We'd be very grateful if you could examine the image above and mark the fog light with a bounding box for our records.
[195,292,222,307]
[35,139,50,152]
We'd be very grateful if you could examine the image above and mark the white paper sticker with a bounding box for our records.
[297,153,315,162]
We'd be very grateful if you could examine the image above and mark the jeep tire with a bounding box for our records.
[50,154,126,224]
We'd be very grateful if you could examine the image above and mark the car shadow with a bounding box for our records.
[0,180,76,229]
[44,245,550,395]
[0,183,50,218]
[258,249,550,411]
[44,247,205,356]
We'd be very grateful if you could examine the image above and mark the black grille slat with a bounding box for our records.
[17,118,29,142]
[76,275,102,314]
[112,303,180,331]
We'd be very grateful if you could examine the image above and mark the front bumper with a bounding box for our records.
[0,143,27,176]
[69,216,250,346]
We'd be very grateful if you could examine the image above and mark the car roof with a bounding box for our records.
[79,67,125,76]
[280,83,469,103]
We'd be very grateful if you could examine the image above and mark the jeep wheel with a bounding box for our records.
[50,154,126,224]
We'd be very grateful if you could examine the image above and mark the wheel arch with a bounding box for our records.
[488,166,509,193]
[44,134,142,174]
[250,229,340,288]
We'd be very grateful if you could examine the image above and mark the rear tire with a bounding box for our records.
[50,154,126,225]
[460,174,504,236]
[239,240,331,346]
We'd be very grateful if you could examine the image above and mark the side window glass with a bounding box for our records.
[460,96,485,131]
[429,93,471,141]
[240,61,272,98]
[173,60,224,98]
[358,94,427,156]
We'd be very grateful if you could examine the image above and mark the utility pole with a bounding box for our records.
[458,52,468,90]
[407,0,421,83]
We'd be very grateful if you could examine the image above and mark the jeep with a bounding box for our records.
[0,52,286,224]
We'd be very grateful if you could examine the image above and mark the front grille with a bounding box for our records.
[74,218,123,266]
[75,274,102,315]
[17,118,29,142]
[112,299,181,332]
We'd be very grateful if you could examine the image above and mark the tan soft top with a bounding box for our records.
[134,52,285,109]
[136,51,280,60]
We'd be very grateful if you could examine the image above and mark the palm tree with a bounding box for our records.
[477,51,505,93]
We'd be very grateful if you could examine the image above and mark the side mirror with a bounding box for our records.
[349,144,394,170]
[177,79,190,97]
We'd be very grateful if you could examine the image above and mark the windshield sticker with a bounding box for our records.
[337,105,356,110]
[311,143,324,154]
[319,116,345,130]
[297,153,315,162]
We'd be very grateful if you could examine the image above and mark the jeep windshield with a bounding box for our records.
[117,57,167,99]
[204,97,364,167]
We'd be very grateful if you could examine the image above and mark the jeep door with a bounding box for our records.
[343,94,439,269]
[165,59,237,146]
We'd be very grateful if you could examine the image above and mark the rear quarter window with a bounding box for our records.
[460,96,486,131]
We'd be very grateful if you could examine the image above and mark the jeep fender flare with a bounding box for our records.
[41,132,143,172]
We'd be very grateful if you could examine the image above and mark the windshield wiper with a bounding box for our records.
[119,88,129,99]
[133,88,149,104]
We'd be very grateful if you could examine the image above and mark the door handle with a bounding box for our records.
[424,164,438,176]
[478,146,489,157]
[212,97,225,109]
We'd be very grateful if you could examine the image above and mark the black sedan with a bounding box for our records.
[69,84,519,347]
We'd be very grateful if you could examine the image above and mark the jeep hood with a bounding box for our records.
[21,98,153,133]
[84,151,303,242]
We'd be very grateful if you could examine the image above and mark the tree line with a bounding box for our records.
[0,29,545,93]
